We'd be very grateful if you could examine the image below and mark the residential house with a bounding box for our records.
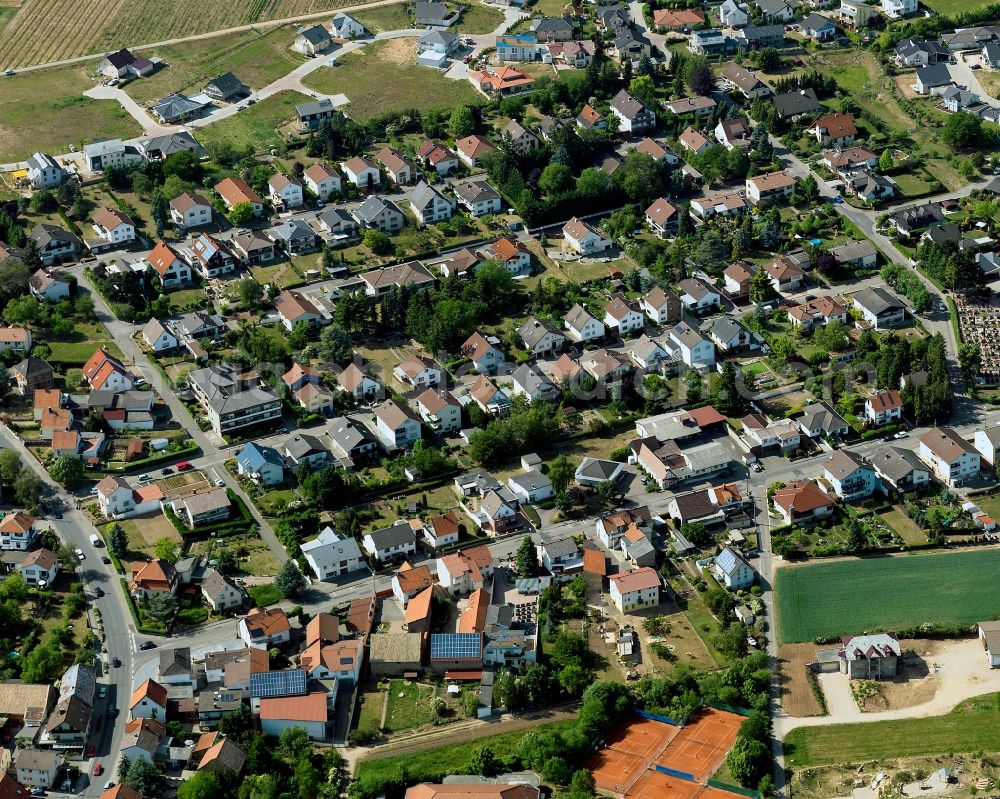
[721,62,773,99]
[801,12,837,39]
[16,750,60,789]
[267,173,303,210]
[720,0,750,26]
[468,65,536,96]
[97,48,154,78]
[577,103,607,130]
[562,216,612,255]
[810,112,858,147]
[830,240,878,268]
[914,64,953,95]
[645,198,679,237]
[29,268,71,301]
[83,138,142,172]
[757,0,796,21]
[129,679,168,721]
[884,0,917,16]
[788,296,849,330]
[302,163,341,201]
[188,364,283,435]
[169,192,213,229]
[710,315,763,354]
[823,449,879,500]
[872,446,931,493]
[517,317,565,355]
[393,356,443,389]
[975,426,1000,467]
[453,180,503,216]
[746,170,795,204]
[18,548,58,586]
[564,303,605,343]
[239,607,291,649]
[689,28,729,55]
[653,7,705,30]
[604,294,645,335]
[331,11,367,37]
[456,134,496,168]
[328,416,379,466]
[363,520,417,562]
[82,349,133,392]
[677,278,721,314]
[575,457,625,487]
[508,471,554,504]
[284,433,332,470]
[763,255,805,293]
[479,237,531,275]
[773,88,821,120]
[89,207,135,248]
[314,208,358,245]
[821,146,878,173]
[510,363,558,403]
[29,224,81,266]
[0,512,36,551]
[839,633,901,679]
[173,489,232,528]
[274,289,325,331]
[461,331,506,374]
[502,120,540,153]
[865,390,903,426]
[301,527,365,580]
[416,388,462,432]
[437,546,494,594]
[204,72,248,101]
[353,196,405,234]
[798,401,851,440]
[146,241,192,289]
[919,427,981,487]
[409,181,455,224]
[894,37,947,66]
[236,442,285,485]
[361,261,435,295]
[891,202,944,235]
[470,374,511,415]
[712,547,755,589]
[416,141,460,175]
[640,286,682,325]
[714,117,752,150]
[689,191,748,219]
[375,147,415,186]
[741,413,801,453]
[664,96,717,118]
[215,177,264,217]
[26,153,64,189]
[295,24,331,54]
[772,479,836,525]
[734,24,786,48]
[723,261,755,301]
[853,286,906,329]
[374,398,422,450]
[422,512,460,550]
[630,334,669,370]
[669,322,715,367]
[337,363,381,402]
[0,327,31,355]
[341,156,381,188]
[609,567,660,613]
[678,126,710,155]
[392,563,434,606]
[609,89,656,133]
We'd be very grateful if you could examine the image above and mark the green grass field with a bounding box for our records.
[301,39,482,122]
[353,4,413,32]
[920,0,994,13]
[0,64,141,161]
[458,3,504,34]
[125,27,306,102]
[775,550,1000,643]
[195,90,310,152]
[878,507,926,546]
[891,171,936,199]
[817,52,912,134]
[357,718,577,782]
[785,693,1000,767]
[383,680,440,732]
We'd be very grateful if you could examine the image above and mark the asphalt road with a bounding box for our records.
[0,425,133,797]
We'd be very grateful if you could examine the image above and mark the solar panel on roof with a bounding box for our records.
[249,668,307,698]
[430,633,482,660]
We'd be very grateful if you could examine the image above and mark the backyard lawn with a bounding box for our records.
[353,4,413,32]
[775,549,1000,643]
[103,514,180,559]
[195,90,311,152]
[0,64,141,161]
[354,686,385,732]
[302,39,482,122]
[383,680,440,732]
[820,52,913,134]
[878,507,926,546]
[48,322,126,366]
[458,3,504,33]
[785,692,1000,766]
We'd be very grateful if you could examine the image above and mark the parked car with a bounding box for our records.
[91,765,103,777]
[176,462,192,471]
[101,556,111,564]
[95,587,104,598]
[160,467,173,475]
[75,549,85,560]
[111,657,121,668]
[139,640,156,650]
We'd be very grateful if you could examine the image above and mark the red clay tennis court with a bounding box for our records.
[654,708,744,782]
[587,718,679,792]
[628,770,702,799]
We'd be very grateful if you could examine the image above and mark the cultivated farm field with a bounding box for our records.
[774,550,1000,643]
[0,0,382,69]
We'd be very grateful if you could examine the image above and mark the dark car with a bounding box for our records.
[30,790,46,797]
[95,588,104,597]
[112,657,121,668]
[101,555,111,564]
[139,640,156,650]
[160,467,173,475]
[51,510,62,519]
[108,708,119,719]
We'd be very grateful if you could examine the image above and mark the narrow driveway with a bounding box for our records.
[951,51,1000,108]
[83,85,171,135]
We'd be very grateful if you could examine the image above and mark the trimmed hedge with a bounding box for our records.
[165,489,255,538]
[118,578,167,635]
[104,444,201,474]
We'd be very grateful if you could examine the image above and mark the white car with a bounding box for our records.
[75,548,85,560]
[215,479,225,487]
[894,431,908,439]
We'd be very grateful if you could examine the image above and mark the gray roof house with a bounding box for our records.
[363,520,417,561]
[204,72,248,101]
[798,401,851,439]
[871,446,930,492]
[773,88,821,120]
[575,456,625,487]
[416,0,454,26]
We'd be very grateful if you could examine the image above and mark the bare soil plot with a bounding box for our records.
[777,642,826,717]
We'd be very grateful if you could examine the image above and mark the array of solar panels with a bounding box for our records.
[430,633,482,660]
[249,668,307,698]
